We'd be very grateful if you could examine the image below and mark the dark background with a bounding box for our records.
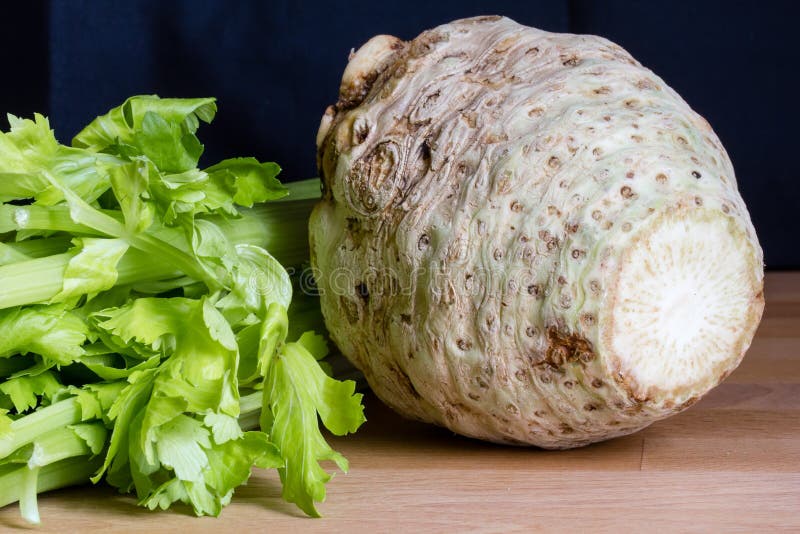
[2,1,797,267]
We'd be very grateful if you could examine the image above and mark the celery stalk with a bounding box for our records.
[0,398,82,458]
[0,197,317,310]
[0,456,103,513]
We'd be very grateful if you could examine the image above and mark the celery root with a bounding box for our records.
[310,16,764,448]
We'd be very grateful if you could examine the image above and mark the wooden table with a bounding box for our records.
[1,273,798,532]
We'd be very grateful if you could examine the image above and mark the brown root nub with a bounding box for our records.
[338,35,405,110]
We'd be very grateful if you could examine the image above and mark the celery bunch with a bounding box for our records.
[0,96,364,523]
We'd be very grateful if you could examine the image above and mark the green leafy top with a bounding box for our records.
[0,95,364,521]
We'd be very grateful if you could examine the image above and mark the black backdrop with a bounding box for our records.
[2,1,797,267]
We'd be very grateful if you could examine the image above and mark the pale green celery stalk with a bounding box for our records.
[0,195,318,310]
[212,178,321,265]
[27,424,106,467]
[0,456,103,513]
[218,198,316,266]
[4,236,72,258]
[0,204,115,236]
[13,421,106,525]
[0,397,82,458]
[19,466,38,524]
[42,178,224,293]
[125,232,224,293]
[237,390,262,431]
[0,250,178,310]
[0,243,30,265]
[281,178,322,201]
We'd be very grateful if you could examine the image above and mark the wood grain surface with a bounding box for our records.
[1,272,797,532]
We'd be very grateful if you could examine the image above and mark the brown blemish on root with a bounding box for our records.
[678,396,699,410]
[340,295,360,324]
[457,338,473,351]
[636,78,659,90]
[561,54,581,67]
[443,401,468,423]
[539,327,595,369]
[390,365,421,400]
[356,282,370,304]
[418,233,431,250]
